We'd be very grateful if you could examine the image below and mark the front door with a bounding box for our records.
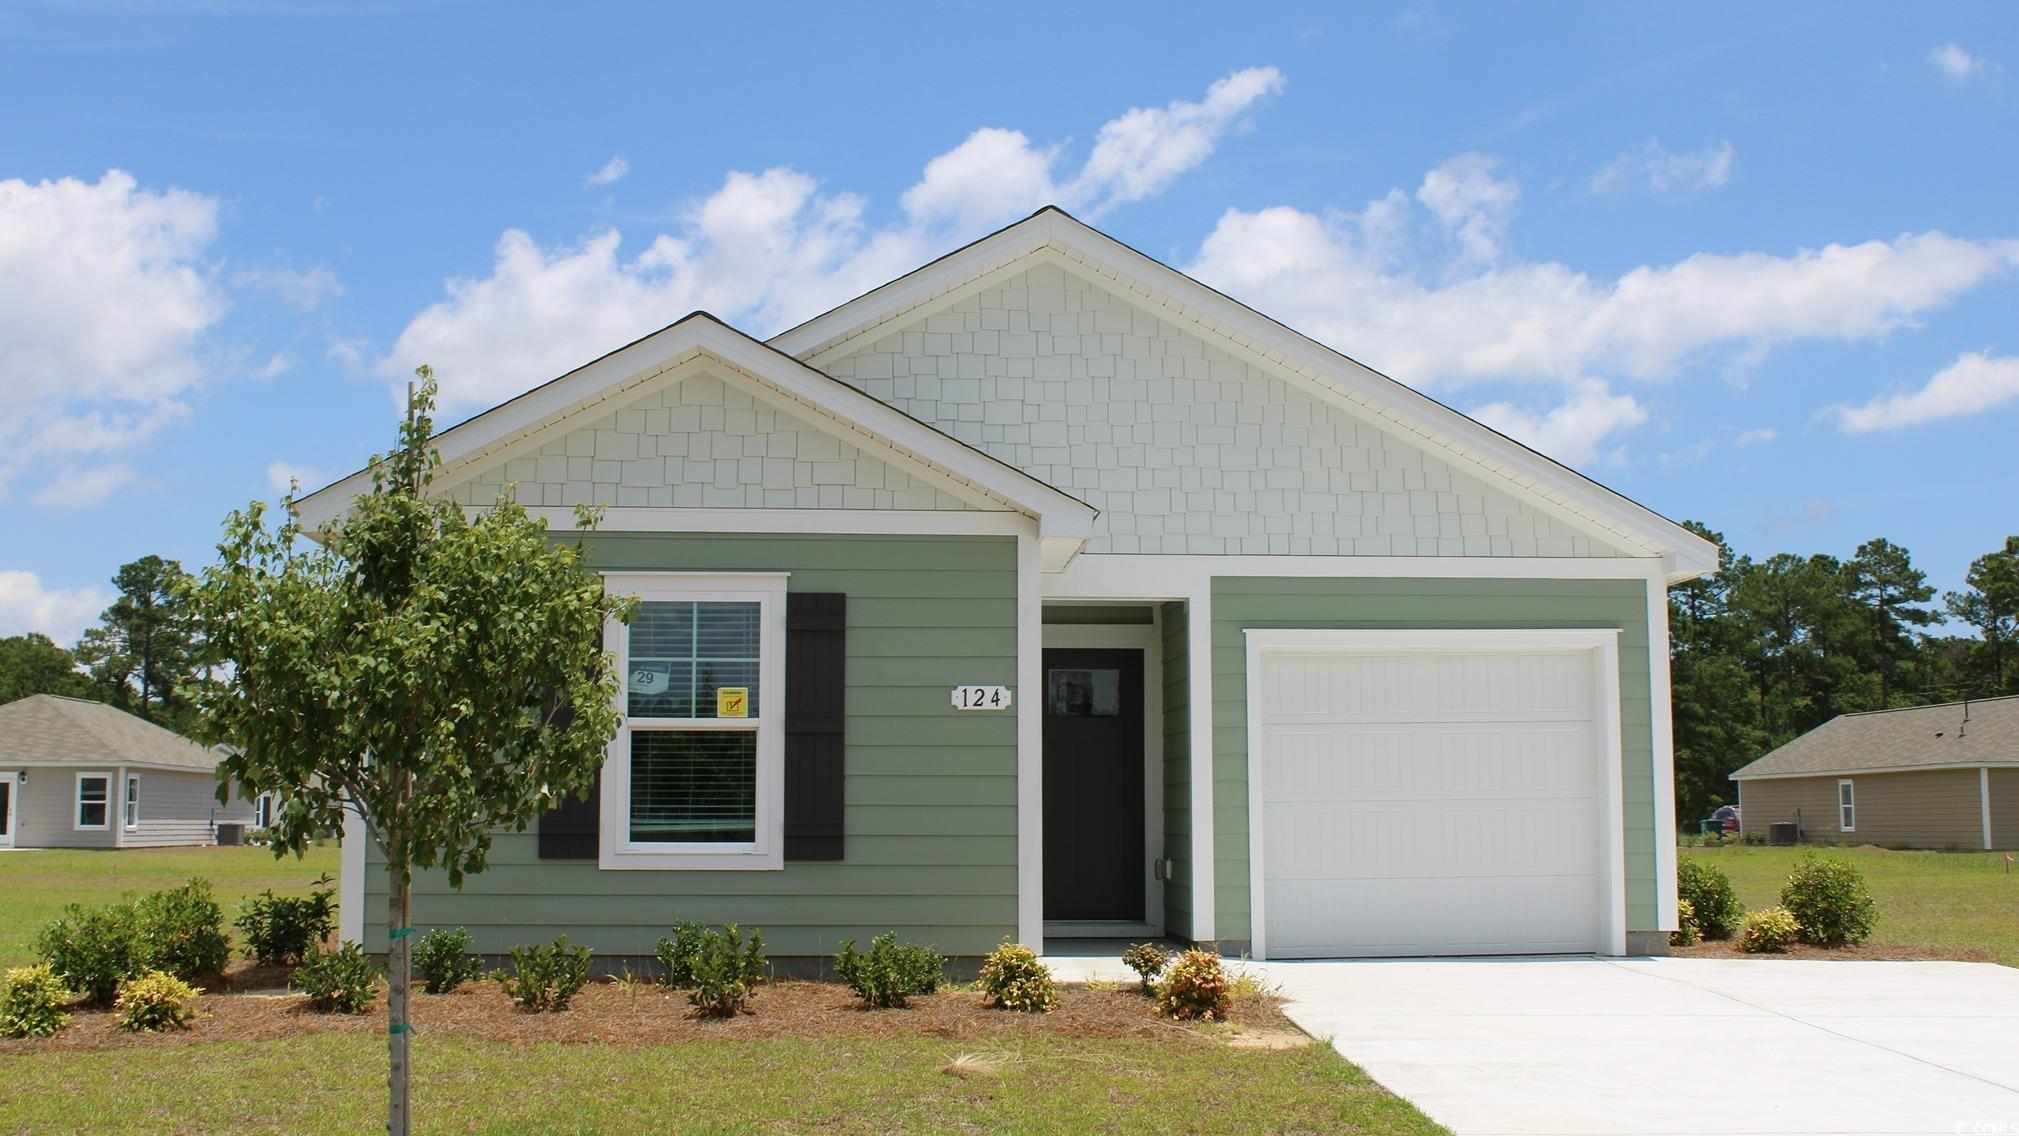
[1042,648,1144,922]
[0,774,16,849]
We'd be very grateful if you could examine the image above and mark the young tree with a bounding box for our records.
[1843,537,1937,708]
[73,555,200,728]
[0,633,95,704]
[183,371,627,1136]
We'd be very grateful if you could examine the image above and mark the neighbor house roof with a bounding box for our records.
[0,694,223,773]
[1730,695,2019,780]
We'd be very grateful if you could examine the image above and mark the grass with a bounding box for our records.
[0,843,339,967]
[1680,844,2019,965]
[0,1032,1443,1135]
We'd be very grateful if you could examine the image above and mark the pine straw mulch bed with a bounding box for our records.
[3,977,1305,1055]
[1669,939,1995,963]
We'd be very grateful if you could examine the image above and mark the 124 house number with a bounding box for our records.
[951,685,1013,711]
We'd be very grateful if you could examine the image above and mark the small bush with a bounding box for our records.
[115,969,199,1033]
[655,920,709,987]
[1677,858,1744,940]
[835,933,945,1009]
[136,878,231,981]
[1153,949,1230,1021]
[413,927,483,995]
[1737,907,1800,954]
[294,941,381,1014]
[977,940,1056,1014]
[499,936,593,1012]
[235,873,339,966]
[688,924,767,1018]
[1779,852,1878,947]
[36,902,143,1006]
[1121,943,1170,995]
[0,965,72,1038]
[1670,899,1702,948]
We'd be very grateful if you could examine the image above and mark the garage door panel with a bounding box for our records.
[1261,724,1599,800]
[1262,650,1593,725]
[1267,874,1599,958]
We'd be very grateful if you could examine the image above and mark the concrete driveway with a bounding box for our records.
[1260,957,2019,1136]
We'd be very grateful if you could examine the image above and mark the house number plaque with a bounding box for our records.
[951,685,1013,711]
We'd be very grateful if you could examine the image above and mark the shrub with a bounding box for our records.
[115,970,199,1033]
[1153,949,1230,1021]
[1676,858,1744,940]
[0,965,72,1039]
[655,920,709,987]
[235,873,339,965]
[834,933,945,1009]
[36,902,144,1006]
[977,940,1056,1014]
[1779,853,1878,947]
[136,879,231,981]
[688,924,767,1018]
[1121,943,1170,995]
[294,941,381,1014]
[499,936,593,1012]
[413,927,483,995]
[1670,899,1702,948]
[1736,907,1800,954]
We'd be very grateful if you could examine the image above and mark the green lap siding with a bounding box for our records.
[362,532,1019,959]
[1209,575,1660,945]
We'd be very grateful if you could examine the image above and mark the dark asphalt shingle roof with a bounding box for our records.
[1730,695,2019,780]
[0,694,221,771]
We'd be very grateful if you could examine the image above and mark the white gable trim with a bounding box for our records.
[769,210,1716,582]
[295,314,1097,544]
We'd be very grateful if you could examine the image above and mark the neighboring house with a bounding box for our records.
[1732,696,2018,851]
[0,694,255,849]
[301,207,1716,961]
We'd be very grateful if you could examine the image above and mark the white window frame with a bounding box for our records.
[599,572,788,871]
[1837,778,1856,832]
[124,773,141,830]
[254,792,274,830]
[75,771,111,831]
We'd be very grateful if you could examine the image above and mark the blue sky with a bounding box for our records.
[2,1,2015,642]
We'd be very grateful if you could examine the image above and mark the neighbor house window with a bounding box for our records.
[601,573,786,871]
[76,773,110,830]
[254,793,273,830]
[1837,779,1856,832]
[124,774,140,830]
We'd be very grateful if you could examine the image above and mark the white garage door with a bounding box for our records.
[1255,640,1607,958]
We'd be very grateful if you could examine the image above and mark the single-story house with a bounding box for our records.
[1732,696,2018,850]
[302,207,1716,961]
[0,694,257,849]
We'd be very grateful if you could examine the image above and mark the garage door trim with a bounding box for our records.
[1243,628,1627,960]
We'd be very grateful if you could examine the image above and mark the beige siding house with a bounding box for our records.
[1731,696,2019,850]
[0,694,255,850]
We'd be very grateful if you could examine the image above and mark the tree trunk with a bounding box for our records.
[388,871,412,1136]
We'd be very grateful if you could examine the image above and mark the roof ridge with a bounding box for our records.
[1837,693,2019,719]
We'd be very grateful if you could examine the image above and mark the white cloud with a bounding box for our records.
[0,170,225,497]
[1929,43,1981,81]
[1829,351,2019,434]
[235,264,343,310]
[1762,497,1834,533]
[1734,427,1778,447]
[1591,139,1735,197]
[1470,380,1648,466]
[0,570,112,645]
[585,155,630,187]
[265,460,332,495]
[1415,153,1518,262]
[30,464,138,508]
[383,69,1284,413]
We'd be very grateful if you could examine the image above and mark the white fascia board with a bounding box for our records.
[295,313,1096,542]
[522,507,1028,537]
[1245,627,1621,653]
[1733,762,2009,782]
[770,209,1715,577]
[1046,552,1666,600]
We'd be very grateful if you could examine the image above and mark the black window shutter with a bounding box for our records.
[537,767,601,860]
[786,592,846,861]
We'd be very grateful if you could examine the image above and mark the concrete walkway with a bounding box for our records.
[1048,953,2019,1135]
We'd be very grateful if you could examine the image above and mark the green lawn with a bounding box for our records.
[0,843,340,967]
[1680,844,2019,965]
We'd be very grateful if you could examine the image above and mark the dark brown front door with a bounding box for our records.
[1042,648,1144,921]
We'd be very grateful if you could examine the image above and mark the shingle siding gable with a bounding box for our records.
[825,263,1625,557]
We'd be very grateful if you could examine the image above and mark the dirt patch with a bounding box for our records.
[1672,940,1994,963]
[0,980,1302,1054]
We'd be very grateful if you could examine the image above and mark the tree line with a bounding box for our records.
[0,554,201,732]
[1671,526,2019,823]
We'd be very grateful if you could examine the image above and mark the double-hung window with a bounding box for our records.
[601,573,786,870]
[1837,779,1856,832]
[124,774,141,830]
[76,773,110,830]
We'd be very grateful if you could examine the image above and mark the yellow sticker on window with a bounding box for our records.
[716,687,749,719]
